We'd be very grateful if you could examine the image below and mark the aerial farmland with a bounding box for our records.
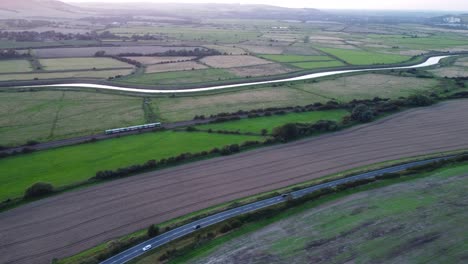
[0,1,467,264]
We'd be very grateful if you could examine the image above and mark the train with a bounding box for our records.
[105,122,161,135]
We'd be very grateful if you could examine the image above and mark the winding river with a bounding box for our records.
[16,55,450,94]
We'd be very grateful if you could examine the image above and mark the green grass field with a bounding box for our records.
[120,68,237,85]
[0,131,262,201]
[0,90,143,146]
[317,47,410,65]
[196,109,348,134]
[260,55,333,63]
[290,60,345,69]
[160,162,468,264]
[0,60,33,73]
[0,69,133,81]
[40,57,133,71]
[105,26,260,43]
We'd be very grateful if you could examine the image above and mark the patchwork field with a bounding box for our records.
[2,100,467,264]
[0,90,143,146]
[40,57,133,71]
[145,61,207,73]
[0,60,33,73]
[0,131,263,201]
[186,164,468,264]
[196,109,348,134]
[200,55,272,68]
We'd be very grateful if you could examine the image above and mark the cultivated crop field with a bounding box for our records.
[0,131,263,201]
[196,109,348,134]
[40,57,133,71]
[2,100,467,264]
[186,163,468,264]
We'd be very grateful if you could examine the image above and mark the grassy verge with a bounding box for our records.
[56,149,468,264]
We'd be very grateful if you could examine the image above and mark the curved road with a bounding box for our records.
[13,55,450,94]
[101,156,450,264]
[1,100,468,264]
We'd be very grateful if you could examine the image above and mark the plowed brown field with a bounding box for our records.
[1,100,468,264]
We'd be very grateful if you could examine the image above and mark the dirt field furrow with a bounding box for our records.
[0,100,467,264]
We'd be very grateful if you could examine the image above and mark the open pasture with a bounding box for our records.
[226,63,296,77]
[30,46,203,58]
[40,57,133,71]
[200,55,272,68]
[123,56,196,65]
[120,68,236,86]
[0,90,143,146]
[196,109,348,134]
[260,55,333,63]
[0,131,262,201]
[0,59,32,73]
[0,69,133,82]
[317,47,410,65]
[145,61,207,73]
[291,60,345,69]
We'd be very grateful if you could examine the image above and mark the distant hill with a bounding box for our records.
[77,2,328,21]
[0,0,85,18]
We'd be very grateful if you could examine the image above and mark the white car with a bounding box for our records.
[142,245,152,251]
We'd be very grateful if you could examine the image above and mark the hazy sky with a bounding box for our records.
[66,0,468,11]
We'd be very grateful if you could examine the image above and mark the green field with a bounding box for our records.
[0,90,143,146]
[196,109,348,134]
[159,162,468,264]
[0,69,133,81]
[0,60,33,73]
[105,26,260,43]
[260,55,333,63]
[290,60,345,69]
[120,68,237,85]
[40,57,133,71]
[317,47,411,65]
[0,131,262,201]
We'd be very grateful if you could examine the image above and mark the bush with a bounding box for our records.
[272,123,299,141]
[406,94,434,106]
[24,182,54,199]
[147,224,160,237]
[351,104,374,123]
